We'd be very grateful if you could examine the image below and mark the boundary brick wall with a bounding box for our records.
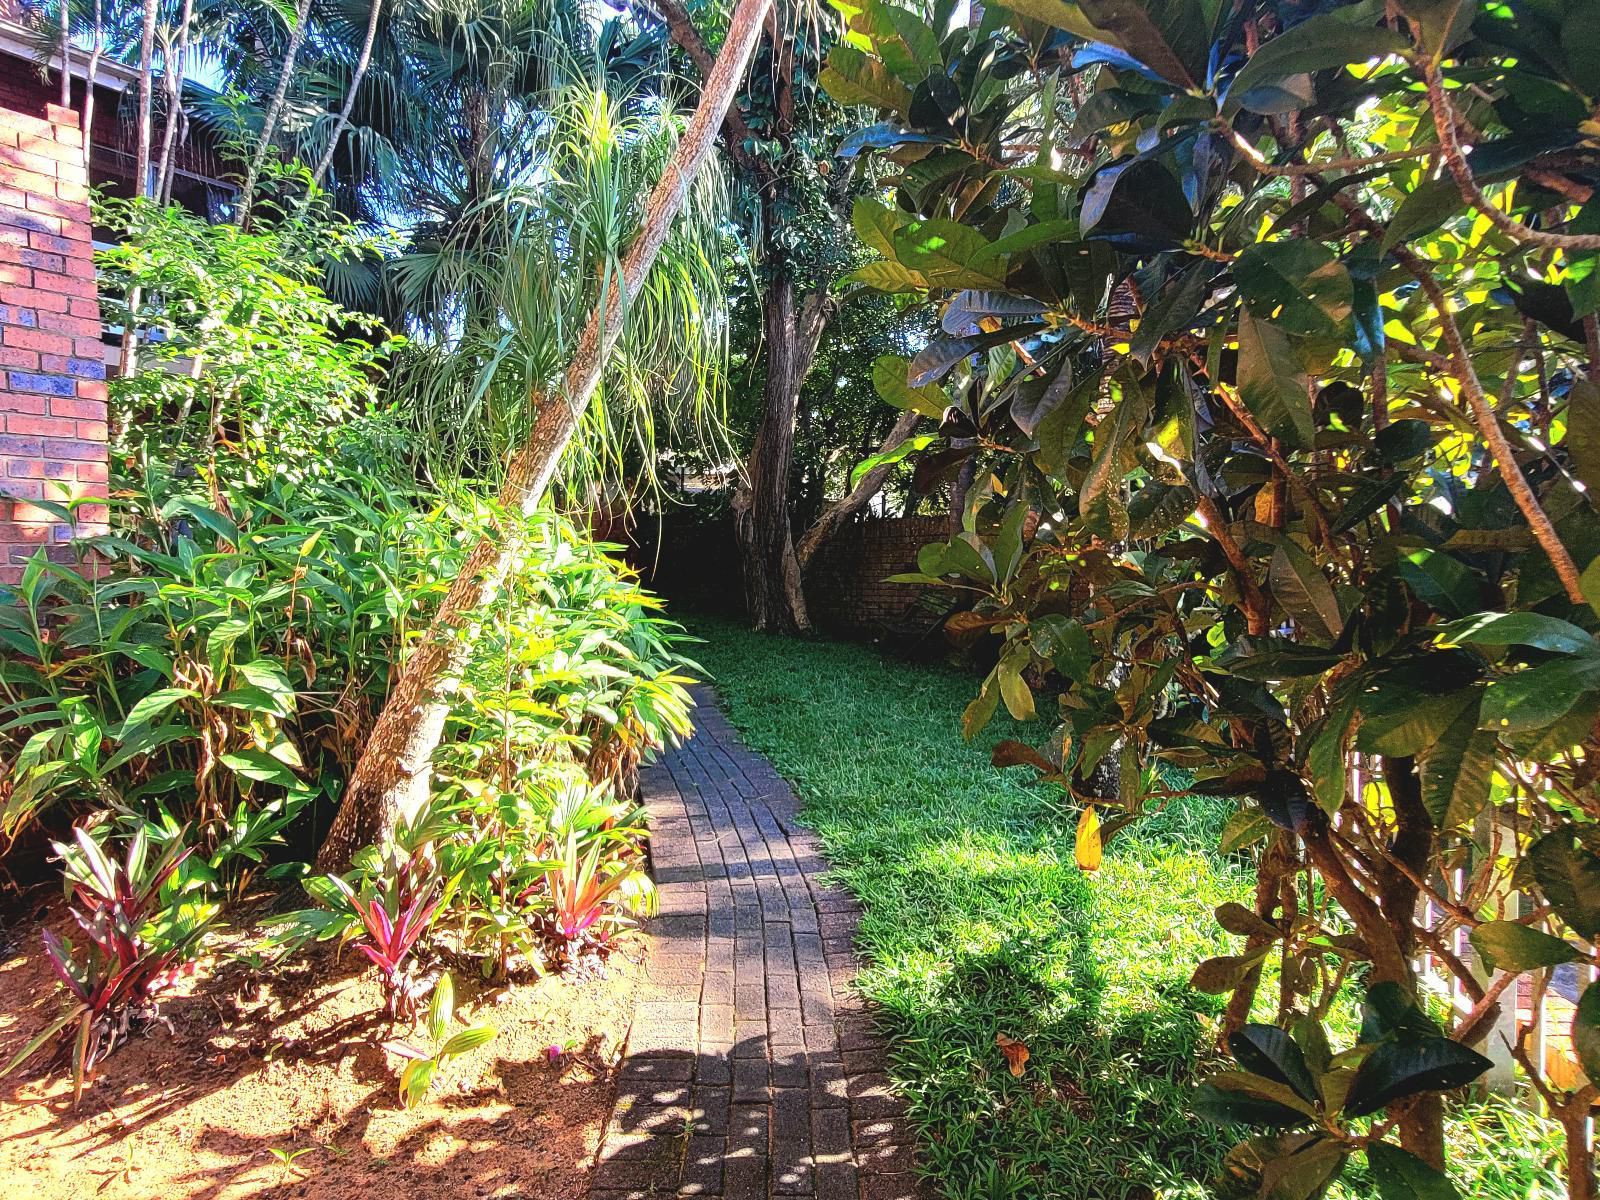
[0,101,108,586]
[803,515,950,634]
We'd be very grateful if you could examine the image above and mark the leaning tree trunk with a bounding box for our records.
[315,0,774,873]
[309,0,383,190]
[733,276,830,632]
[236,0,314,229]
[794,409,920,569]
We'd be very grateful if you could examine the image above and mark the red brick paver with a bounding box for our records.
[591,686,924,1200]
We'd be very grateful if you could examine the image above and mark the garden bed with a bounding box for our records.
[0,901,643,1200]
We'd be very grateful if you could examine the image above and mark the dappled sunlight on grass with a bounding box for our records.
[690,618,1572,1199]
[691,619,1242,1199]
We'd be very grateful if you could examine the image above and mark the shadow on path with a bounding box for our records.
[588,686,923,1200]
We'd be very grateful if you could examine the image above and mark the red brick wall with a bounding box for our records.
[0,101,108,586]
[803,516,951,634]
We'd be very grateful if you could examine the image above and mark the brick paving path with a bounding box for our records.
[589,686,923,1200]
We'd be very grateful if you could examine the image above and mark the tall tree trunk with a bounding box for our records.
[795,409,919,569]
[733,276,828,632]
[58,0,71,108]
[119,0,157,381]
[309,0,383,190]
[236,0,315,229]
[315,0,773,873]
[155,0,195,205]
[132,0,154,193]
[81,0,102,146]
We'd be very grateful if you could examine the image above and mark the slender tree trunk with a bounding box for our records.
[1377,755,1446,1169]
[795,409,919,569]
[236,0,315,228]
[156,0,195,205]
[119,0,157,381]
[309,0,383,190]
[315,0,774,872]
[132,0,154,193]
[81,0,101,145]
[733,274,828,632]
[58,0,71,108]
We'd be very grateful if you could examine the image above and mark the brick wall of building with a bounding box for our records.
[0,101,108,586]
[803,515,950,635]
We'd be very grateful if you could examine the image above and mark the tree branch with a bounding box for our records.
[1422,59,1600,253]
[649,0,774,190]
[795,410,920,569]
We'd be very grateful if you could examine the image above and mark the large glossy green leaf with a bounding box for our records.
[873,354,947,417]
[1397,549,1478,619]
[1228,1,1404,110]
[1078,0,1200,89]
[992,0,1106,42]
[1269,540,1342,642]
[1078,386,1150,540]
[1356,685,1477,759]
[821,44,913,113]
[1237,310,1315,450]
[849,435,935,488]
[847,259,929,294]
[852,195,909,259]
[908,325,1043,387]
[893,219,1004,287]
[1130,261,1211,364]
[1235,242,1353,342]
[1194,1071,1317,1129]
[1417,701,1495,829]
[1366,1140,1461,1200]
[1481,654,1600,733]
[1342,1037,1492,1117]
[1469,921,1581,974]
[1528,830,1600,940]
[1229,1025,1319,1104]
[1441,611,1594,655]
[1081,160,1194,250]
[1382,177,1464,251]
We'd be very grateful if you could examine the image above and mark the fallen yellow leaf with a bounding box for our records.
[1075,803,1102,872]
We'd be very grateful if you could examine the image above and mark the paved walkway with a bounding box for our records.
[589,687,922,1200]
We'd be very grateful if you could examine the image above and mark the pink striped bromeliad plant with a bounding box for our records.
[1,826,215,1103]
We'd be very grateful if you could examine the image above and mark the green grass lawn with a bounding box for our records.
[686,618,1566,1200]
[689,619,1243,1199]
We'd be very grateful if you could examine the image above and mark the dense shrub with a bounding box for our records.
[0,198,693,1094]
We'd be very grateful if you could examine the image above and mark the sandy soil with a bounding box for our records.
[0,901,642,1200]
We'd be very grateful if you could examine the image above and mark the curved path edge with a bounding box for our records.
[588,685,924,1200]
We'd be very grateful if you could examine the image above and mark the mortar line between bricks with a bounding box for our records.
[590,684,926,1200]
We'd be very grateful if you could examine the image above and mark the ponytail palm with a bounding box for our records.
[390,82,730,499]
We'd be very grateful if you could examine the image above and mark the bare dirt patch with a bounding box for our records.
[0,902,642,1200]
